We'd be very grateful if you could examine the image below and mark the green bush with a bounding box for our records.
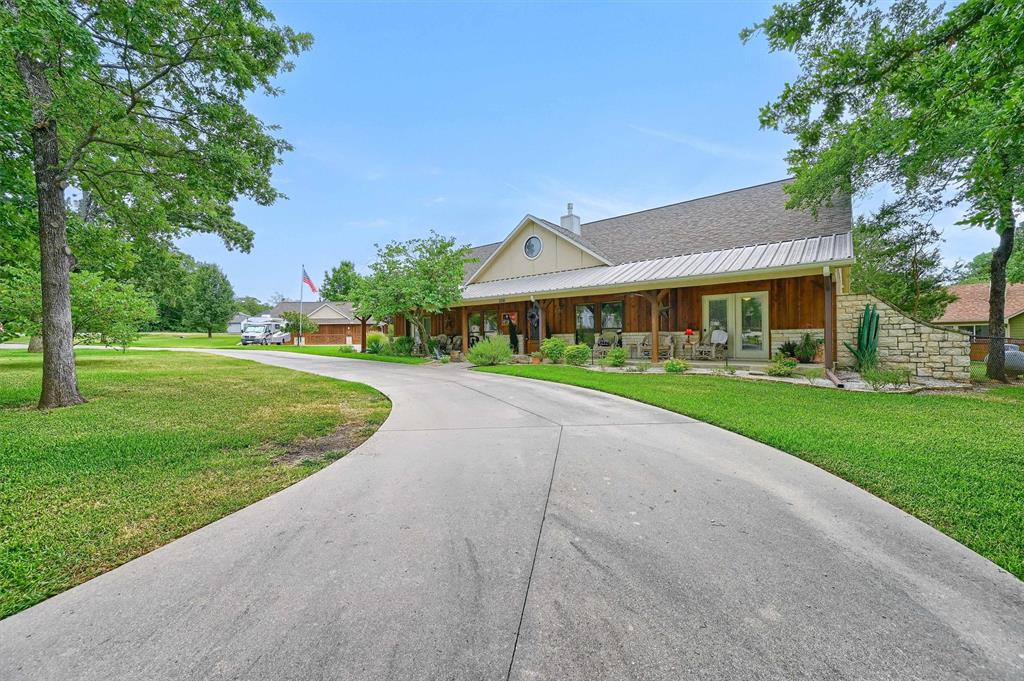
[365,332,388,354]
[540,337,568,363]
[766,352,799,377]
[663,358,689,373]
[795,333,822,363]
[778,340,800,358]
[467,336,514,366]
[564,343,592,366]
[862,365,913,391]
[599,347,628,367]
[338,345,357,353]
[391,336,415,356]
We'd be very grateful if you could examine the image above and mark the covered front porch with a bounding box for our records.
[399,269,845,367]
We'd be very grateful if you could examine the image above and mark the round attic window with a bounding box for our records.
[524,235,543,259]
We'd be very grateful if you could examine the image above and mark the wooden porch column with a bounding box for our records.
[359,317,368,352]
[460,306,469,355]
[631,289,668,363]
[537,300,546,343]
[823,267,834,370]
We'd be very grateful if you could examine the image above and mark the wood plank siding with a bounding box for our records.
[407,274,834,353]
[296,323,372,346]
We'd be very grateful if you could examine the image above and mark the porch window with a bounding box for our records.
[468,311,499,346]
[575,304,595,346]
[600,301,623,332]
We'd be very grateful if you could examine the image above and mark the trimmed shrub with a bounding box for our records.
[862,365,912,391]
[564,343,592,366]
[391,336,415,356]
[766,352,798,377]
[663,358,689,373]
[467,336,514,366]
[795,333,822,363]
[599,347,628,368]
[365,332,388,354]
[778,340,800,358]
[540,337,568,363]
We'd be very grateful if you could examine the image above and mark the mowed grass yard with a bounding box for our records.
[478,364,1024,579]
[0,350,390,619]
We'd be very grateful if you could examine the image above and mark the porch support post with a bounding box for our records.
[823,266,834,370]
[538,300,546,343]
[460,306,469,355]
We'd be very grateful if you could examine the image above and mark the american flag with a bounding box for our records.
[302,267,318,294]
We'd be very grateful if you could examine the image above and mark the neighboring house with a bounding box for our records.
[934,282,1024,360]
[398,178,855,363]
[269,300,384,347]
[227,311,270,334]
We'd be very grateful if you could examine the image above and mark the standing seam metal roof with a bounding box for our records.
[461,232,853,300]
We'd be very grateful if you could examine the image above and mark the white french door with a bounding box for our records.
[701,291,770,359]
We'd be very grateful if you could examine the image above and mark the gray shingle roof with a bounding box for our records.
[579,179,851,264]
[463,242,500,280]
[460,179,852,284]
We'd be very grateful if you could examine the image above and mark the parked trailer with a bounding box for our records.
[240,317,291,345]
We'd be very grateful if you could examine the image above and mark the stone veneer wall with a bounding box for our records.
[771,329,824,356]
[836,293,971,382]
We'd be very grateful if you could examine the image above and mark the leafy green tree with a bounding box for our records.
[235,296,269,317]
[1,0,311,407]
[852,205,961,321]
[183,264,235,337]
[744,0,1023,380]
[959,235,1024,284]
[0,266,156,346]
[280,311,319,339]
[130,240,197,331]
[321,261,359,301]
[351,232,471,353]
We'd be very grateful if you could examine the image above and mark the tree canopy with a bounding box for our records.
[960,235,1024,284]
[182,263,235,337]
[744,0,1022,379]
[352,232,471,351]
[320,261,359,301]
[851,206,960,321]
[235,296,269,317]
[2,0,310,406]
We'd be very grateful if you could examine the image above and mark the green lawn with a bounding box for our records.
[0,349,391,619]
[477,364,1024,579]
[2,333,430,364]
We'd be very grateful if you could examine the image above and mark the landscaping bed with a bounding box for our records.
[0,350,391,619]
[476,363,1024,579]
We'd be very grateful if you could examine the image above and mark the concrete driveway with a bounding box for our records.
[2,350,1022,680]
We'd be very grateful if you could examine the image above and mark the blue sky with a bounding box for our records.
[179,0,994,302]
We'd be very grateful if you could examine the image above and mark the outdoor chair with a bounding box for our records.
[640,333,674,360]
[450,335,462,352]
[593,330,620,360]
[693,329,728,360]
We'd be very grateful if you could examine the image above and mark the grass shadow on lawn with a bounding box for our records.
[0,349,390,619]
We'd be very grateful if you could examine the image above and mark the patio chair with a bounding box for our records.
[593,330,620,360]
[450,335,462,352]
[640,333,675,360]
[693,329,728,360]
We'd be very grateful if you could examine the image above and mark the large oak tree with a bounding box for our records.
[744,0,1022,380]
[1,0,311,407]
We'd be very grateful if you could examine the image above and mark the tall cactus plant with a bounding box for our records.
[844,303,880,370]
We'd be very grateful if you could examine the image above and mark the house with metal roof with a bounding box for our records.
[398,178,854,365]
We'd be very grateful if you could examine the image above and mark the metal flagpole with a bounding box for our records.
[298,264,304,346]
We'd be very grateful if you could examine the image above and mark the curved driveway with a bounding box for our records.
[2,350,1022,680]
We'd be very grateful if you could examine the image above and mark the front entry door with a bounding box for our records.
[702,291,769,359]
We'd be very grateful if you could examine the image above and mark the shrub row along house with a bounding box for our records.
[397,180,851,365]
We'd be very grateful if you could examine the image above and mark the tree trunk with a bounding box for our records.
[17,56,84,408]
[987,218,1016,382]
[27,335,43,353]
[208,328,213,338]
[360,319,368,353]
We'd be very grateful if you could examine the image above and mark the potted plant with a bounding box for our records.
[795,333,822,364]
[530,351,542,364]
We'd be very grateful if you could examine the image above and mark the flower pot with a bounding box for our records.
[531,357,542,364]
